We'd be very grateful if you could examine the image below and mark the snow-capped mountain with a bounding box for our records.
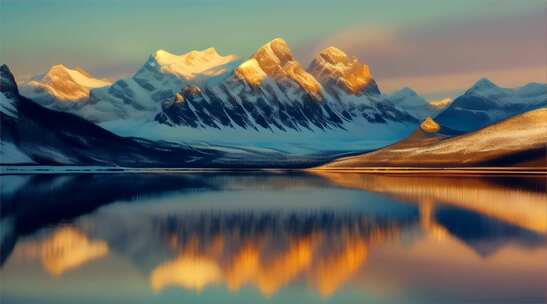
[20,64,110,106]
[157,39,416,130]
[321,108,547,168]
[84,48,239,122]
[141,38,419,151]
[435,78,547,132]
[387,87,445,120]
[307,46,380,96]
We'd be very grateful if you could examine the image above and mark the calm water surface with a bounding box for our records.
[0,172,546,304]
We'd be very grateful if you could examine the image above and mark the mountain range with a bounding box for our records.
[2,37,546,167]
[3,64,336,168]
[16,39,546,154]
[17,39,451,152]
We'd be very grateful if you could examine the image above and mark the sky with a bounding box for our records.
[1,0,545,99]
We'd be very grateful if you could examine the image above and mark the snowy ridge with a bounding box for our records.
[41,48,240,122]
[150,48,238,80]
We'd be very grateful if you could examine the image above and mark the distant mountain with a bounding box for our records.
[20,64,110,106]
[320,109,547,168]
[387,87,446,120]
[435,78,547,132]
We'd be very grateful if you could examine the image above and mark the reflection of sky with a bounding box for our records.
[1,0,545,98]
[1,173,546,303]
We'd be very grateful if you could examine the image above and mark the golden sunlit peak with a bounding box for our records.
[253,37,295,67]
[150,47,238,80]
[235,59,268,86]
[152,47,235,64]
[48,64,69,73]
[26,64,111,101]
[420,116,440,133]
[318,46,350,65]
[308,46,375,95]
[203,47,220,55]
[251,38,322,97]
[261,37,290,50]
[152,49,171,59]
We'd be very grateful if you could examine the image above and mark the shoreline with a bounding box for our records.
[1,165,546,175]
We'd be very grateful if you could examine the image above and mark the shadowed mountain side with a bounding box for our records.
[319,108,547,168]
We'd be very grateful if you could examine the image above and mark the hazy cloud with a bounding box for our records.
[294,11,546,97]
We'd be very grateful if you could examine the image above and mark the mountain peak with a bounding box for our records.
[252,38,295,74]
[463,78,510,99]
[318,47,349,65]
[48,64,69,72]
[469,78,499,92]
[44,64,73,80]
[23,64,110,101]
[308,46,379,95]
[392,87,418,97]
[149,48,238,80]
[420,116,440,133]
[251,38,321,97]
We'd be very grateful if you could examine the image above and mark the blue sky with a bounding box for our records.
[1,0,545,98]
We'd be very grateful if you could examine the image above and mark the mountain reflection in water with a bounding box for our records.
[0,172,545,304]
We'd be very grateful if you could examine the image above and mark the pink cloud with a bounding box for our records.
[293,11,546,96]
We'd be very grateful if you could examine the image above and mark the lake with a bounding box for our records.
[1,172,546,304]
